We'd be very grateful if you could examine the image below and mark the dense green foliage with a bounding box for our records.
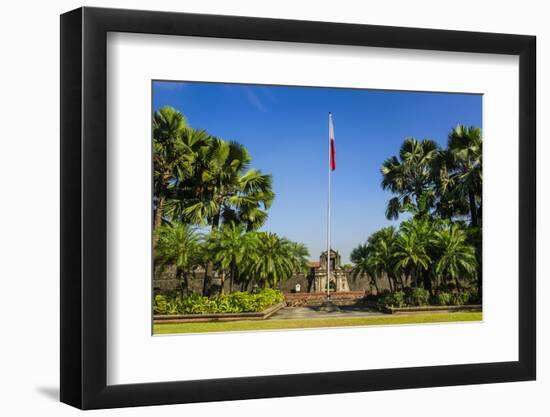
[153,103,482,309]
[155,223,201,292]
[377,287,480,309]
[353,125,482,300]
[153,106,274,232]
[378,291,406,308]
[153,106,309,296]
[154,288,284,315]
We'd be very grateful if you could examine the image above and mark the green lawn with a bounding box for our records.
[154,312,482,335]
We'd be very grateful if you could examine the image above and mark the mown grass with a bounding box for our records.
[153,312,482,335]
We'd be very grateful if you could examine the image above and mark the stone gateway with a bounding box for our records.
[310,249,350,292]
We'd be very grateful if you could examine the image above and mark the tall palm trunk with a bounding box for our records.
[204,213,222,297]
[219,271,225,295]
[476,241,482,299]
[398,274,406,290]
[454,276,462,293]
[424,275,433,295]
[423,270,433,295]
[153,194,166,245]
[468,190,478,227]
[183,272,190,295]
[371,275,380,294]
[468,190,482,299]
[204,262,214,296]
[229,262,236,294]
[390,276,397,291]
[176,268,186,296]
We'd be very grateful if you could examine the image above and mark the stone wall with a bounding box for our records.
[349,273,397,292]
[154,266,393,295]
[279,272,312,293]
[154,266,251,294]
[285,291,366,306]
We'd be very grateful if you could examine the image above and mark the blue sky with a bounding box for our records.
[153,81,482,263]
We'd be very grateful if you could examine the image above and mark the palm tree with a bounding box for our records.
[161,128,217,222]
[247,232,295,289]
[350,243,379,293]
[393,222,432,290]
[190,239,211,296]
[154,222,200,294]
[288,242,310,275]
[441,125,482,296]
[152,106,190,232]
[398,218,439,293]
[381,138,440,220]
[431,151,466,221]
[208,223,256,293]
[431,224,477,292]
[182,139,274,231]
[447,125,482,227]
[178,138,274,296]
[368,226,399,291]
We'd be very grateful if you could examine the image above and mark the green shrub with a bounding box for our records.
[378,291,406,309]
[464,289,481,304]
[462,291,473,305]
[406,288,430,306]
[153,288,284,315]
[153,294,169,314]
[456,290,475,305]
[449,292,469,306]
[434,292,452,306]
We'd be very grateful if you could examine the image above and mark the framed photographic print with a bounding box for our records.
[60,6,536,410]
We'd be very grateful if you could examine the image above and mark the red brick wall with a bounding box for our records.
[284,291,366,307]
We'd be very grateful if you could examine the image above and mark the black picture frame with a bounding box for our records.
[60,6,536,410]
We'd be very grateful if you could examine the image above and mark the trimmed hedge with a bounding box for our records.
[154,288,284,315]
[378,288,479,309]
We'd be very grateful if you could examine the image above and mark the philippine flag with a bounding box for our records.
[329,113,336,171]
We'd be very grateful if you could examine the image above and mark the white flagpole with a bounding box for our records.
[326,112,332,299]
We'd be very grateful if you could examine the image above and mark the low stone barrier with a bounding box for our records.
[154,301,286,324]
[385,304,482,315]
[284,291,367,307]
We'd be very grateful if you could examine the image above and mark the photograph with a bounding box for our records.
[0,0,542,413]
[152,81,483,335]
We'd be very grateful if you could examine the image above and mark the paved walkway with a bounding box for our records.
[270,306,385,320]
